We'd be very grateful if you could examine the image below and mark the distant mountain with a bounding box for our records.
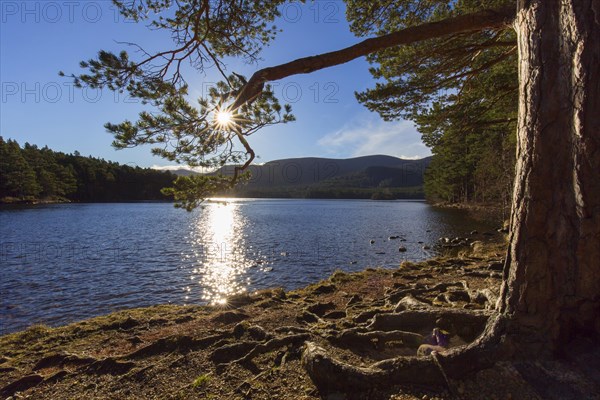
[214,155,428,184]
[207,155,431,199]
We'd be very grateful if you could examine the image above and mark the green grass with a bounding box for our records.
[192,374,211,389]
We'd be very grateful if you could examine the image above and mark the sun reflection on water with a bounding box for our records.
[189,200,253,305]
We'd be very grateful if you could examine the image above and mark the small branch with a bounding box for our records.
[230,128,255,186]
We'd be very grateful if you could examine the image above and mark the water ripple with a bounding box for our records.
[0,200,493,334]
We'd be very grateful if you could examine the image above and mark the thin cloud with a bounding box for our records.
[151,165,206,173]
[318,115,431,160]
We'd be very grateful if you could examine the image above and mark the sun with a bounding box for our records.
[215,109,233,128]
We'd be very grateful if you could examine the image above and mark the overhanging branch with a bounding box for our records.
[231,6,515,110]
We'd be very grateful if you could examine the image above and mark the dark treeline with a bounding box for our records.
[231,186,424,200]
[418,56,517,212]
[0,137,175,203]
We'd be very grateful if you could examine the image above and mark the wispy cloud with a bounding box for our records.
[151,165,206,172]
[317,114,431,160]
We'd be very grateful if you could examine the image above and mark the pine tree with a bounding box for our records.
[1,139,40,199]
[68,0,600,391]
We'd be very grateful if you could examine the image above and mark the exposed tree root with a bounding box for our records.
[386,281,468,304]
[123,332,230,359]
[297,310,325,324]
[302,342,444,392]
[334,327,424,348]
[33,352,96,370]
[389,278,498,309]
[0,374,44,398]
[210,341,259,364]
[470,288,499,309]
[85,357,136,375]
[302,301,505,393]
[306,301,336,316]
[353,308,390,324]
[274,326,310,335]
[368,308,491,342]
[302,314,510,394]
[393,294,432,311]
[43,370,69,384]
[231,333,310,364]
[1,355,139,396]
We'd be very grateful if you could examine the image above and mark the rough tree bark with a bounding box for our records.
[232,0,600,392]
[498,0,600,357]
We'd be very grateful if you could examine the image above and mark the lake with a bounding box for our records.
[0,200,496,334]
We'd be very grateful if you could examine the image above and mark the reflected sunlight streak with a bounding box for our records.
[191,201,249,305]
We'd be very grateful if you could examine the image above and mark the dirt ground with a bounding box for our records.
[1,241,599,400]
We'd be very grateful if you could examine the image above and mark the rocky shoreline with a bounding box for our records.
[0,197,71,205]
[1,241,598,400]
[430,203,509,226]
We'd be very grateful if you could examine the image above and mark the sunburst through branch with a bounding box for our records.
[214,108,234,130]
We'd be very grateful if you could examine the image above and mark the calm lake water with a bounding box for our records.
[0,200,496,334]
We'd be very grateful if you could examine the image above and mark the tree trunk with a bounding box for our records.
[229,2,599,391]
[302,2,600,389]
[499,0,600,357]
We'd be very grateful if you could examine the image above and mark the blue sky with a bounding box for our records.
[0,1,431,168]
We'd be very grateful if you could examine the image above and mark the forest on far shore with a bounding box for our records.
[0,136,176,203]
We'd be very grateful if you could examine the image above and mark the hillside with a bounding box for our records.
[179,155,431,199]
